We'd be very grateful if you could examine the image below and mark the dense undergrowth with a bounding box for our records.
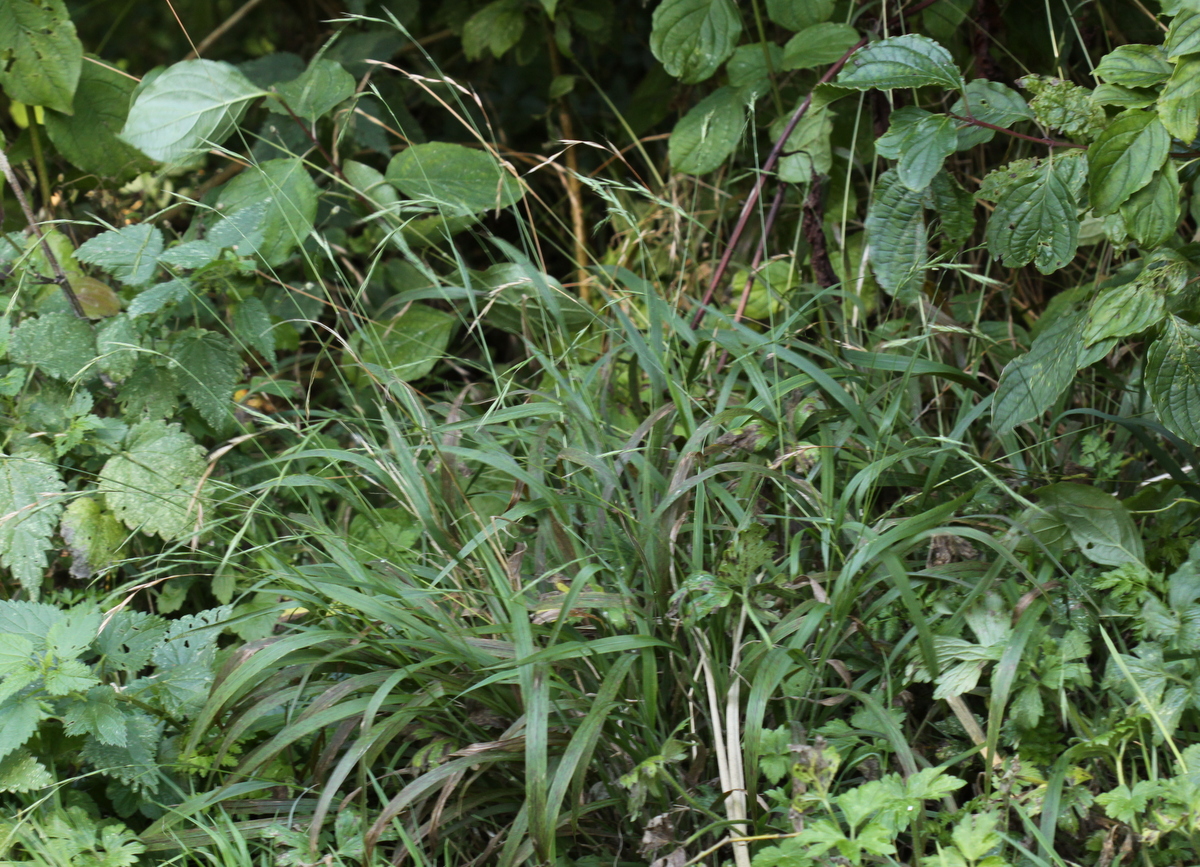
[1,0,1200,865]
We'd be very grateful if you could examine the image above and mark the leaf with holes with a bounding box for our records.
[985,152,1085,274]
[1035,482,1143,566]
[100,420,207,541]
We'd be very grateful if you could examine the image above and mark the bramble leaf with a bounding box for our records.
[99,420,207,541]
[650,0,742,84]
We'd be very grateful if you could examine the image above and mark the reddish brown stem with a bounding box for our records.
[948,113,1085,149]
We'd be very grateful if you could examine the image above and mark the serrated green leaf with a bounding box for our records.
[61,496,125,580]
[1147,315,1200,444]
[985,152,1084,273]
[1019,74,1107,140]
[650,0,742,84]
[462,0,526,61]
[837,34,963,91]
[1166,11,1200,58]
[43,658,97,695]
[0,455,65,596]
[216,158,318,266]
[119,59,262,163]
[100,420,207,541]
[96,314,140,382]
[668,87,745,175]
[387,142,523,216]
[1121,159,1181,249]
[79,710,159,794]
[951,813,1002,862]
[1036,482,1143,565]
[208,201,268,255]
[128,278,191,318]
[97,610,167,673]
[63,688,127,746]
[781,23,860,71]
[0,697,44,761]
[0,634,32,678]
[0,0,81,114]
[233,297,276,365]
[268,57,354,120]
[1095,44,1172,87]
[345,304,457,386]
[75,224,164,288]
[929,170,975,245]
[950,79,1033,149]
[875,106,930,159]
[9,312,97,381]
[864,169,926,297]
[44,58,149,177]
[993,311,1085,433]
[0,749,51,793]
[159,240,221,269]
[1159,56,1200,142]
[170,330,241,430]
[772,102,832,182]
[1092,83,1158,109]
[119,361,179,418]
[765,0,832,30]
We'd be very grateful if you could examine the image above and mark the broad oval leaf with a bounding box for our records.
[44,58,150,178]
[386,142,523,215]
[216,158,318,266]
[864,170,927,298]
[462,0,526,61]
[1082,277,1167,347]
[837,34,963,92]
[727,42,783,90]
[0,0,81,114]
[650,0,742,84]
[1035,482,1143,566]
[1146,315,1200,444]
[896,113,957,191]
[119,59,263,163]
[781,23,860,71]
[1095,44,1172,87]
[344,304,457,386]
[765,0,832,30]
[993,311,1084,433]
[1158,55,1200,143]
[668,87,746,175]
[268,57,354,121]
[1120,159,1181,249]
[772,103,832,182]
[1166,11,1200,58]
[1087,110,1169,216]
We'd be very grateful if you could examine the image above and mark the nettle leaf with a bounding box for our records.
[950,79,1033,149]
[1036,482,1143,566]
[1166,11,1200,59]
[0,0,81,114]
[929,171,976,245]
[668,87,746,175]
[864,170,927,298]
[120,59,262,163]
[44,58,149,178]
[993,310,1086,433]
[1095,44,1172,88]
[9,312,97,381]
[75,224,164,288]
[61,496,125,580]
[268,57,354,121]
[772,103,833,182]
[387,142,523,216]
[462,0,526,61]
[79,710,159,794]
[1158,55,1200,143]
[1146,315,1200,444]
[170,329,242,430]
[63,687,127,746]
[0,697,44,761]
[233,297,277,365]
[650,0,742,84]
[0,749,52,793]
[837,34,963,92]
[985,151,1085,274]
[345,304,457,386]
[765,0,832,30]
[1018,75,1107,140]
[97,610,167,674]
[781,23,860,71]
[216,158,318,266]
[96,315,140,382]
[1089,110,1170,216]
[1121,159,1181,249]
[100,420,208,541]
[128,278,191,318]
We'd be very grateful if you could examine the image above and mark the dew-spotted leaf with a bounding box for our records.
[119,59,262,163]
[99,420,207,541]
[650,0,742,84]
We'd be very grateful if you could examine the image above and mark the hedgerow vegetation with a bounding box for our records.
[2,0,1200,865]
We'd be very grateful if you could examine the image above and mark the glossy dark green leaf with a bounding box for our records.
[1158,56,1200,143]
[1147,315,1200,444]
[985,152,1085,274]
[0,0,81,113]
[993,310,1085,433]
[765,0,832,30]
[837,34,963,91]
[1095,44,1172,87]
[864,170,927,297]
[668,87,746,175]
[781,23,860,71]
[1120,159,1181,249]
[1087,110,1170,216]
[650,0,741,84]
[950,79,1032,149]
